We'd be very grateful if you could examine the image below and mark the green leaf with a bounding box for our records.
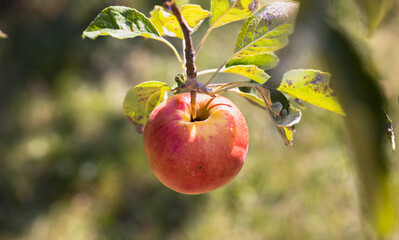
[210,0,259,28]
[83,6,185,72]
[234,1,299,54]
[278,69,345,115]
[226,52,279,70]
[222,65,270,84]
[150,4,211,39]
[354,0,393,35]
[82,6,162,40]
[123,81,171,133]
[230,86,301,146]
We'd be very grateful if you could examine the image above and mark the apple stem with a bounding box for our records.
[190,91,197,120]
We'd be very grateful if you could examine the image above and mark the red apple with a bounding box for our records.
[143,92,249,194]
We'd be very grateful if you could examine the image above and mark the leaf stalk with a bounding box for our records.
[159,38,186,75]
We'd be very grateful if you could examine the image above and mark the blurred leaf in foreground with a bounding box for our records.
[354,0,393,35]
[321,22,396,238]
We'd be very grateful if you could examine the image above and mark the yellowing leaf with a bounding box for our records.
[211,0,230,25]
[123,81,170,133]
[150,6,166,36]
[210,0,259,28]
[150,4,211,39]
[212,8,251,28]
[182,5,212,30]
[278,69,345,115]
[156,8,183,38]
[222,65,270,84]
[276,126,295,147]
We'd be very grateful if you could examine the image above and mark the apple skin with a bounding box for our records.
[143,92,249,194]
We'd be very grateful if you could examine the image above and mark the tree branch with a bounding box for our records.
[164,0,196,85]
[164,0,211,120]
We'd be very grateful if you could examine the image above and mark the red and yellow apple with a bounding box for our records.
[143,92,249,194]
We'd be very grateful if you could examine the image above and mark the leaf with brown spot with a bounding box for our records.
[234,1,299,54]
[278,69,345,115]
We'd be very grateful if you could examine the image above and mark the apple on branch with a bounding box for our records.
[143,93,249,194]
[85,1,362,197]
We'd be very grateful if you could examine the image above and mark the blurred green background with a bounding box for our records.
[0,0,398,239]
